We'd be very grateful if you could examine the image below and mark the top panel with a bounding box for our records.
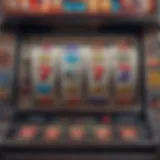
[1,0,157,29]
[3,0,155,15]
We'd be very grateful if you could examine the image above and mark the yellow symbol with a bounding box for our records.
[100,0,111,12]
[88,0,98,12]
[39,55,50,63]
[116,86,133,96]
[90,85,105,95]
[148,71,160,87]
[66,85,78,95]
[92,55,104,62]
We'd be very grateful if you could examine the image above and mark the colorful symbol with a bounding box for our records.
[119,63,131,71]
[35,84,52,94]
[36,95,53,105]
[112,0,120,12]
[118,71,130,82]
[65,85,78,95]
[67,96,80,105]
[101,0,111,12]
[63,0,86,12]
[39,55,50,63]
[148,71,160,87]
[93,65,104,81]
[64,54,79,64]
[40,65,51,81]
[0,74,9,85]
[92,55,104,63]
[91,86,105,95]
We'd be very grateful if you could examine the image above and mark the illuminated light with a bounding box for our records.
[94,126,112,140]
[44,126,61,141]
[63,0,86,12]
[69,126,85,140]
[120,127,137,140]
[17,125,38,140]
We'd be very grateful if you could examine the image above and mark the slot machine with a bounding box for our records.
[1,0,158,160]
[1,33,157,160]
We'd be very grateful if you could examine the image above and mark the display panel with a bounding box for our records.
[19,36,139,110]
[6,113,151,143]
[3,0,155,15]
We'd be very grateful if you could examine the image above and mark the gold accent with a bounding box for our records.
[148,71,160,87]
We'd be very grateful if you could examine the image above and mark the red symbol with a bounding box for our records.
[38,96,53,105]
[68,97,80,105]
[94,65,104,80]
[119,63,131,71]
[40,65,51,81]
[30,0,37,8]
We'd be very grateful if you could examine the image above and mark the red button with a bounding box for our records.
[94,65,104,80]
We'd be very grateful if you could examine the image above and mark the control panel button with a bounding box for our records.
[17,125,39,140]
[44,125,61,141]
[69,125,85,141]
[94,126,112,141]
[119,126,138,140]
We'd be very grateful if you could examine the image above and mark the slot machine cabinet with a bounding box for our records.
[2,33,157,160]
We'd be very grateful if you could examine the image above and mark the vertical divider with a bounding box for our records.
[11,29,22,113]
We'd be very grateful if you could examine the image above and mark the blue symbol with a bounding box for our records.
[0,74,9,86]
[64,54,79,64]
[35,84,52,95]
[112,0,120,12]
[63,0,86,12]
[118,71,130,82]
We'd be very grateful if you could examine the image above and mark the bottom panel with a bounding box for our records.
[3,153,157,160]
